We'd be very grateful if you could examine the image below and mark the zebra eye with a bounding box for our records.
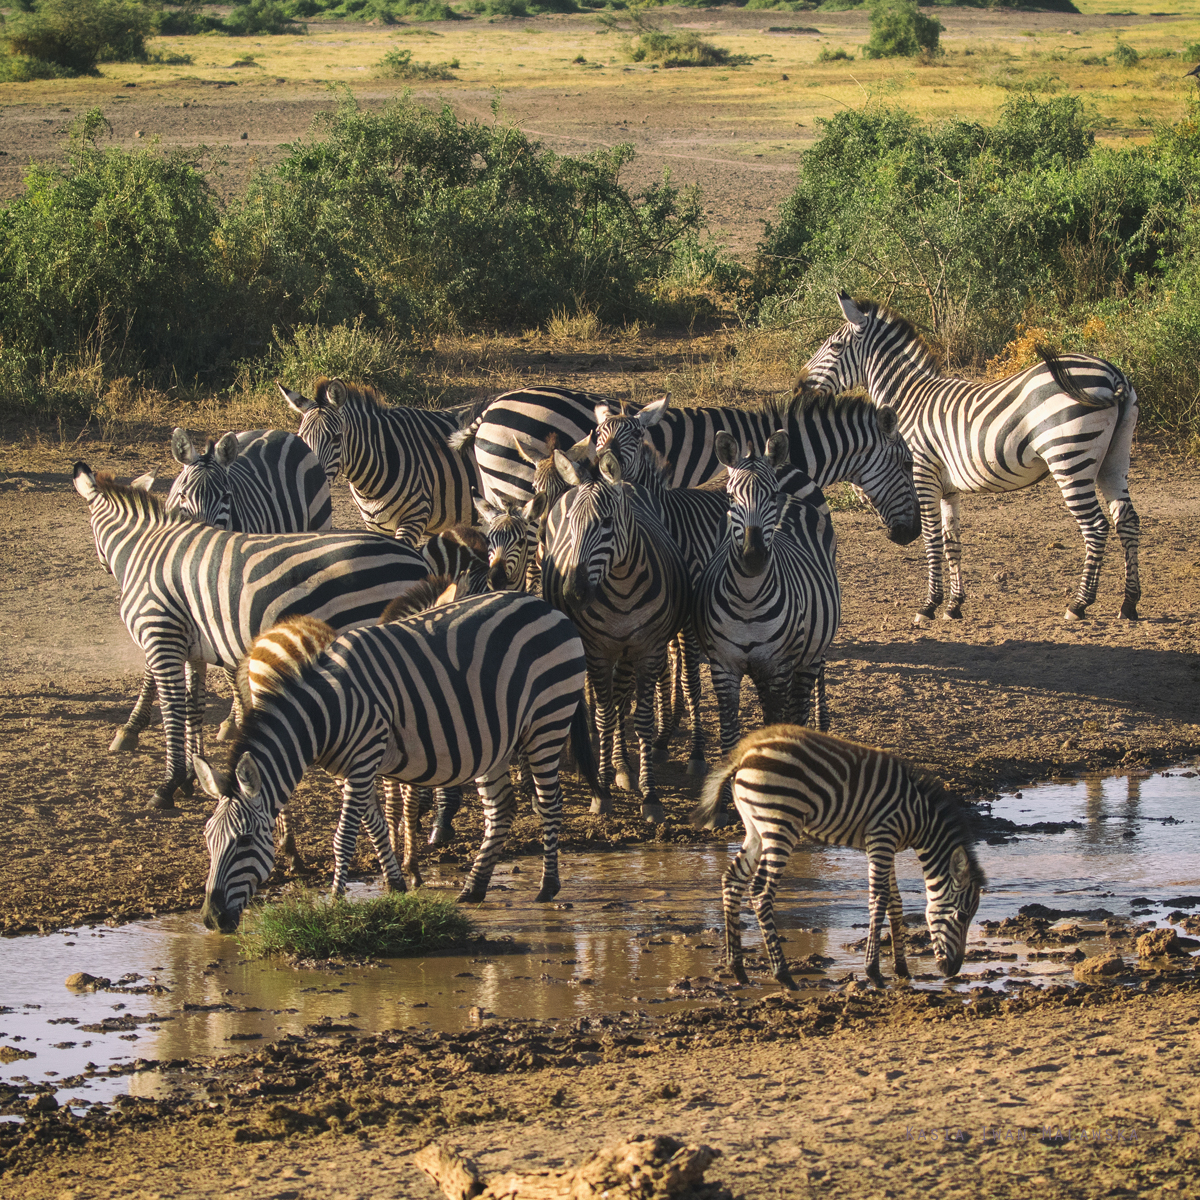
[236,834,255,848]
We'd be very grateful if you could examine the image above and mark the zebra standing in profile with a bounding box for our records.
[111,427,334,754]
[195,592,596,932]
[541,451,689,822]
[454,386,921,548]
[73,464,427,809]
[694,433,841,760]
[280,378,479,545]
[797,294,1141,623]
[693,725,985,990]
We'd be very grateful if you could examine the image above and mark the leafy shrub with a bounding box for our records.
[629,30,741,67]
[224,0,307,35]
[375,47,459,77]
[264,318,413,393]
[1112,40,1139,68]
[861,0,942,60]
[2,0,152,75]
[817,45,853,62]
[153,1,222,35]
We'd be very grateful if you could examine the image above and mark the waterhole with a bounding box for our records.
[1,767,1196,1110]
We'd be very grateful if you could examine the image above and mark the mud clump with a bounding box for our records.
[1073,954,1126,980]
[65,972,111,991]
[1136,928,1194,958]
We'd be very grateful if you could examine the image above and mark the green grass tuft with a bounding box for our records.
[235,888,478,960]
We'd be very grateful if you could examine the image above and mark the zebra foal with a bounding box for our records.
[694,726,985,989]
[195,592,596,931]
[798,294,1141,624]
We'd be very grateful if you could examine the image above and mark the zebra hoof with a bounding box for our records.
[865,965,886,988]
[943,608,963,621]
[1063,608,1086,623]
[109,726,140,753]
[589,795,613,817]
[731,961,749,985]
[775,968,799,992]
[652,745,670,764]
[614,770,636,794]
[685,758,707,776]
[641,802,666,825]
[215,719,239,742]
[456,886,488,904]
[151,789,175,811]
[1120,601,1139,621]
[384,876,407,895]
[534,878,561,902]
[912,612,932,628]
[428,823,454,848]
[710,809,736,830]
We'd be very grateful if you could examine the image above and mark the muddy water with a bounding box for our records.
[1,768,1197,1110]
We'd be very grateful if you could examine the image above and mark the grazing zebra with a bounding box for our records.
[693,725,985,989]
[694,433,841,765]
[797,294,1141,623]
[454,386,920,547]
[280,378,478,545]
[195,592,596,931]
[112,427,335,754]
[542,452,689,822]
[72,464,427,808]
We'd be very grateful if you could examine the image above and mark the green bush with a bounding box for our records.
[1112,40,1139,68]
[861,0,942,59]
[223,0,306,35]
[816,45,853,61]
[375,47,459,77]
[2,0,152,75]
[235,888,478,959]
[629,30,741,67]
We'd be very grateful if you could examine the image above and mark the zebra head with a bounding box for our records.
[549,450,633,608]
[514,432,575,509]
[592,395,669,486]
[842,403,921,546]
[72,462,161,574]
[476,494,546,591]
[717,431,788,576]
[165,429,240,528]
[795,293,878,399]
[195,751,278,934]
[923,841,985,978]
[280,379,344,484]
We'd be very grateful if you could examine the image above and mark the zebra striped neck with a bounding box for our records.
[87,482,193,582]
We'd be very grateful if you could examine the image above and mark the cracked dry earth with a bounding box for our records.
[1,433,1199,1197]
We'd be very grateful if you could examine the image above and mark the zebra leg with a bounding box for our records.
[634,649,668,822]
[111,670,157,752]
[721,822,763,985]
[680,624,706,775]
[863,848,895,988]
[458,771,517,903]
[1097,394,1141,620]
[523,735,566,902]
[360,785,407,895]
[330,764,401,897]
[940,493,966,620]
[612,660,636,795]
[588,656,616,816]
[888,860,910,981]
[403,785,423,888]
[275,806,306,874]
[148,649,190,809]
[429,788,463,846]
[1062,486,1111,621]
[1110,498,1141,620]
[216,667,243,741]
[913,492,945,626]
[747,836,799,991]
[182,659,207,796]
[651,639,680,763]
[708,664,744,829]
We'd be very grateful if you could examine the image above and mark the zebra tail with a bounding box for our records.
[569,695,601,799]
[448,409,485,453]
[1036,345,1114,409]
[691,754,737,829]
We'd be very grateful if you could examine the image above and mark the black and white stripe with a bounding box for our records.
[798,294,1141,623]
[281,378,479,545]
[73,464,427,809]
[693,725,985,989]
[541,452,689,822]
[693,433,841,764]
[456,386,920,545]
[195,592,595,930]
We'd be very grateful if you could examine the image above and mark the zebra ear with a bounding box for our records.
[637,394,670,428]
[474,496,502,527]
[876,405,900,441]
[766,431,790,471]
[598,451,623,485]
[593,403,613,426]
[949,844,972,888]
[214,433,240,468]
[715,432,740,468]
[192,755,228,799]
[278,383,312,415]
[72,462,99,501]
[235,754,264,806]
[325,379,348,408]
[513,433,550,466]
[837,292,869,329]
[524,492,548,522]
[130,471,156,493]
[553,450,585,488]
[170,428,199,466]
[566,433,596,465]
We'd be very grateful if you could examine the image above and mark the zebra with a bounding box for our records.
[421,524,489,593]
[475,494,546,592]
[796,294,1141,624]
[195,592,597,931]
[280,378,479,545]
[453,385,920,545]
[111,427,335,754]
[542,451,689,822]
[693,725,986,990]
[694,433,841,766]
[72,463,428,809]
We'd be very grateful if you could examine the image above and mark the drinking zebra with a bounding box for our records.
[693,725,985,989]
[112,427,335,754]
[195,592,596,931]
[694,433,841,760]
[541,451,689,822]
[73,464,427,809]
[797,294,1141,623]
[453,386,920,547]
[280,378,479,545]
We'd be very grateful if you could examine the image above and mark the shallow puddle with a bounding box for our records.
[1,767,1197,1109]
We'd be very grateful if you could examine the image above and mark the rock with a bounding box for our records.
[27,1092,59,1113]
[240,132,248,139]
[1073,954,1125,979]
[65,972,110,990]
[1136,928,1188,959]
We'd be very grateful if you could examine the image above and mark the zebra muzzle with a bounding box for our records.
[200,893,242,934]
[487,562,510,591]
[740,526,768,575]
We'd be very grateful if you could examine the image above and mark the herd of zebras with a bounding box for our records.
[70,294,1142,990]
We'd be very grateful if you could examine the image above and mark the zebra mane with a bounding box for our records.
[906,762,986,883]
[379,576,455,623]
[313,376,385,410]
[90,473,187,523]
[769,387,876,423]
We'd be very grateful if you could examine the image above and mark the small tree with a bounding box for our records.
[862,0,942,60]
